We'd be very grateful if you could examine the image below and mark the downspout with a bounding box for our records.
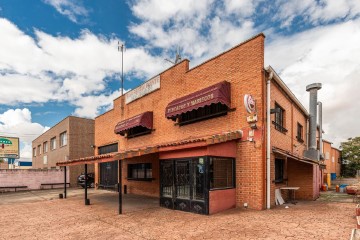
[317,101,323,197]
[318,102,323,160]
[266,70,273,209]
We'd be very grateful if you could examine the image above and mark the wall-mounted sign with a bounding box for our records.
[0,136,20,159]
[244,94,256,113]
[125,75,161,104]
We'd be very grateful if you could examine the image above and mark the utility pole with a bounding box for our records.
[118,42,125,95]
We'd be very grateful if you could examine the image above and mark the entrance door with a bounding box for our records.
[160,158,208,214]
[99,161,118,190]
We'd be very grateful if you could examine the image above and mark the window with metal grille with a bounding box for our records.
[209,157,235,189]
[178,103,229,126]
[273,103,287,133]
[98,143,118,155]
[275,158,284,183]
[127,163,153,180]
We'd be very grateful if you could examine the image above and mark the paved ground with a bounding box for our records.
[0,189,356,240]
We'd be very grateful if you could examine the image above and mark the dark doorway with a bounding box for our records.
[160,158,208,214]
[99,161,118,190]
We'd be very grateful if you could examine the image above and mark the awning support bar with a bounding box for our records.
[64,166,67,199]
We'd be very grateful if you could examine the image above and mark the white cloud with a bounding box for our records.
[0,108,49,159]
[274,0,360,27]
[266,19,360,147]
[43,0,89,23]
[129,0,259,63]
[0,18,166,118]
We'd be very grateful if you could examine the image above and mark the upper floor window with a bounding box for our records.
[37,145,41,155]
[50,137,56,150]
[98,143,118,155]
[178,103,229,126]
[60,132,67,147]
[296,123,304,143]
[273,103,287,133]
[43,141,48,153]
[33,148,36,157]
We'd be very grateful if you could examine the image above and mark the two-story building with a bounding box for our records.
[32,116,95,186]
[57,33,325,214]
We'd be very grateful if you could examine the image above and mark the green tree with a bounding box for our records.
[341,137,360,177]
[0,158,4,163]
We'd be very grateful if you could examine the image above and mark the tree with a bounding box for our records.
[341,137,360,177]
[0,158,4,163]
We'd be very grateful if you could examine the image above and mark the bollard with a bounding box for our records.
[124,185,127,194]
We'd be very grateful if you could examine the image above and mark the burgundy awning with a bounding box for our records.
[114,111,153,135]
[165,81,231,119]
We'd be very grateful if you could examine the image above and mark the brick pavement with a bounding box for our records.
[0,190,355,240]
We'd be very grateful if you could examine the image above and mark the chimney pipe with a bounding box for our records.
[304,83,322,160]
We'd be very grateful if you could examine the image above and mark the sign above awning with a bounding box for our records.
[114,111,153,136]
[165,81,231,119]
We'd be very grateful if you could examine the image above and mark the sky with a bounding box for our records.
[0,0,359,161]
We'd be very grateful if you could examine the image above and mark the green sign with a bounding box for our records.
[0,138,12,144]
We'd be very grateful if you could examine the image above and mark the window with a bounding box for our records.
[127,163,152,180]
[50,137,56,150]
[60,131,67,147]
[37,145,41,155]
[43,155,48,165]
[178,103,229,126]
[275,158,284,183]
[98,143,118,155]
[33,148,36,157]
[296,123,304,142]
[126,126,152,138]
[273,103,287,133]
[209,157,235,189]
[43,142,48,153]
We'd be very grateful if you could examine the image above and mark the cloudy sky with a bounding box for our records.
[0,0,359,160]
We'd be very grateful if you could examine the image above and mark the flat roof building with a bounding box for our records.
[33,116,94,186]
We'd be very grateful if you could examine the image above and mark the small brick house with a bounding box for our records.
[32,116,95,186]
[57,33,326,214]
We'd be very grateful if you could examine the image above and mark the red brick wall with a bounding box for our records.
[121,154,159,197]
[95,34,266,210]
[287,160,315,200]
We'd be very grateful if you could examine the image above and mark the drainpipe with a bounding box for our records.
[266,70,273,209]
[318,102,323,160]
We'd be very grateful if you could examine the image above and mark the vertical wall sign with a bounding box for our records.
[244,94,256,113]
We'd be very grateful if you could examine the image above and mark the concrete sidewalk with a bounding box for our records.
[0,189,355,240]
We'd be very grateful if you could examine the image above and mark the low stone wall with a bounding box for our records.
[0,169,69,190]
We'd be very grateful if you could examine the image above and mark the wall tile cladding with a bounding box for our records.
[95,35,266,210]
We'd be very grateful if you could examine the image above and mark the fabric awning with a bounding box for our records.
[114,111,153,135]
[165,81,231,119]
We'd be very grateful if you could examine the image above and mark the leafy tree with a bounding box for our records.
[341,137,360,177]
[0,158,4,163]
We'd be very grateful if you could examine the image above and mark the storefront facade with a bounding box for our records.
[58,33,323,214]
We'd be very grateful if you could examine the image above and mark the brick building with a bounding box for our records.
[322,140,342,181]
[57,33,326,214]
[33,116,95,185]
